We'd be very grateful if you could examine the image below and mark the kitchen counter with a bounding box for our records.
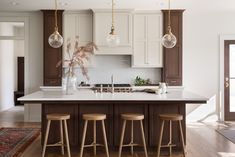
[19,89,207,103]
[19,89,207,148]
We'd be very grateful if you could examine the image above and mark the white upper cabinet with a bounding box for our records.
[63,11,93,67]
[92,9,133,55]
[63,11,93,47]
[132,11,163,68]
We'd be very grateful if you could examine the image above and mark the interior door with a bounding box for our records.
[224,40,235,120]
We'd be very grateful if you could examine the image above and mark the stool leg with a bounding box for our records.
[64,120,71,157]
[101,120,109,157]
[42,120,51,157]
[118,120,126,157]
[157,120,165,157]
[94,120,97,156]
[140,120,148,157]
[80,120,88,157]
[60,120,64,155]
[131,120,134,155]
[169,120,172,157]
[179,121,186,157]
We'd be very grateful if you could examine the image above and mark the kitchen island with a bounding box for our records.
[19,89,207,149]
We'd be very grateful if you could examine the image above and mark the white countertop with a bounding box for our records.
[18,89,208,103]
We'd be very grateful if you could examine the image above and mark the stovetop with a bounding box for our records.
[94,84,131,88]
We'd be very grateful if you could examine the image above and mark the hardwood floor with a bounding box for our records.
[1,107,235,157]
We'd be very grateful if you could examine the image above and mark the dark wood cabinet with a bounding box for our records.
[42,103,79,146]
[113,102,148,147]
[149,102,186,148]
[162,10,184,86]
[78,102,113,147]
[40,102,189,149]
[42,10,63,86]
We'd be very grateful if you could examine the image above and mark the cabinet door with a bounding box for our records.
[42,10,63,86]
[162,10,184,86]
[78,103,113,147]
[147,14,162,67]
[93,10,132,55]
[133,15,147,66]
[113,102,148,147]
[149,103,186,148]
[41,103,79,146]
[132,13,162,68]
[63,12,93,67]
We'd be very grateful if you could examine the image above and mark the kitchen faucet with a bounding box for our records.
[111,75,114,93]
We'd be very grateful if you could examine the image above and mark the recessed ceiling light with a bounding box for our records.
[10,1,19,6]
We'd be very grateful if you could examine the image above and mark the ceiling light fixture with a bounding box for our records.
[48,0,63,48]
[106,0,120,47]
[161,0,177,49]
[10,1,19,6]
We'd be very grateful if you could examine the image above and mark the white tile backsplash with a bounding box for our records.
[72,55,161,84]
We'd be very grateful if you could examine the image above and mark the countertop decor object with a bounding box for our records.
[106,0,120,47]
[48,0,64,48]
[134,76,151,86]
[161,0,177,48]
[56,36,97,94]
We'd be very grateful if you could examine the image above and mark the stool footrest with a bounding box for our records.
[122,143,140,147]
[160,144,177,148]
[84,143,104,148]
[46,141,66,147]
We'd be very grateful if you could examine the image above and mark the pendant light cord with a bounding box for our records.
[54,0,58,31]
[111,0,115,30]
[168,0,171,32]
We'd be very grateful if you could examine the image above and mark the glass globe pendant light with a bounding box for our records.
[161,0,177,49]
[48,0,63,48]
[106,0,120,47]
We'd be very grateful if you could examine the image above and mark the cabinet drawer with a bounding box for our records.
[166,78,182,86]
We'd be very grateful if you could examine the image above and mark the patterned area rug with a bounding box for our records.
[0,128,40,157]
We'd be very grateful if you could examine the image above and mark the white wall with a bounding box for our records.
[184,10,235,121]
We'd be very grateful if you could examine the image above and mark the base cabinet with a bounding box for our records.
[113,102,148,146]
[42,103,79,146]
[41,102,186,149]
[78,103,113,147]
[149,103,186,148]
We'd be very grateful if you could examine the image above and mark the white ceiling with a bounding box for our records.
[0,0,235,12]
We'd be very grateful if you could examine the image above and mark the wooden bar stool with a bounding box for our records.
[157,114,186,157]
[42,114,71,157]
[80,114,109,157]
[118,114,148,157]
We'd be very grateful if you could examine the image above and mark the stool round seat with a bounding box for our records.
[83,114,106,121]
[46,113,70,120]
[121,113,144,121]
[159,114,183,121]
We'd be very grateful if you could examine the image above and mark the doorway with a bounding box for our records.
[224,40,235,120]
[0,22,25,111]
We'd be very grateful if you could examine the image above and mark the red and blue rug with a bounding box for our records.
[0,128,40,157]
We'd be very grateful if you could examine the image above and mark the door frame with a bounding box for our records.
[219,35,235,121]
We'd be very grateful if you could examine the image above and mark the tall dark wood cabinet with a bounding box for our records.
[161,10,184,86]
[42,10,63,86]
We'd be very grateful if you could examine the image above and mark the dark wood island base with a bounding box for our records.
[41,101,187,149]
